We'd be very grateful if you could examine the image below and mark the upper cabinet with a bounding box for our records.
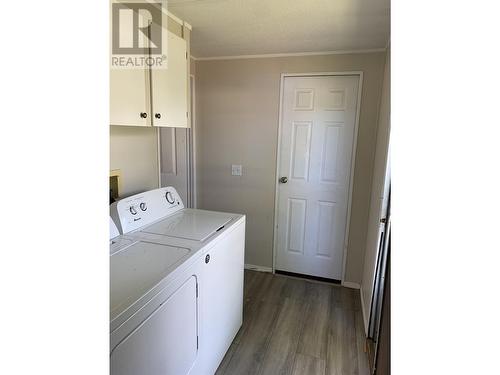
[110,60,151,127]
[151,32,188,128]
[110,16,189,128]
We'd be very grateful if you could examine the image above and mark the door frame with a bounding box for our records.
[188,73,197,208]
[271,71,364,283]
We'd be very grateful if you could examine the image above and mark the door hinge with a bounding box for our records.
[186,51,188,59]
[196,282,198,298]
[196,335,199,349]
[187,111,189,118]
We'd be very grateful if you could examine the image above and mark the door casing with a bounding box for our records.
[271,72,364,284]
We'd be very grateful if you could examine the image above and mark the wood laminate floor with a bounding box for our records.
[216,270,370,375]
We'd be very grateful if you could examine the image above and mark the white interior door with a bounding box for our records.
[159,76,195,208]
[275,75,360,280]
[160,128,189,205]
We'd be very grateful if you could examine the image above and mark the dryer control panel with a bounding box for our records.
[110,187,184,234]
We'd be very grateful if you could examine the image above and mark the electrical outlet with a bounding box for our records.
[231,164,242,176]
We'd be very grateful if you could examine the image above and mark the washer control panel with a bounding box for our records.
[110,187,184,234]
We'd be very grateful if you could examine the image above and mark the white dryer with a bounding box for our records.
[110,187,245,375]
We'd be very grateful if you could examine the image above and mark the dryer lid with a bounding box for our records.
[141,209,234,241]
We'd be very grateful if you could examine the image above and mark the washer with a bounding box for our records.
[109,216,204,375]
[110,187,245,375]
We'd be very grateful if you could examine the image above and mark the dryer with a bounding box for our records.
[110,187,245,375]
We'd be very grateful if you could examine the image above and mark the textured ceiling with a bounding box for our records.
[168,0,390,58]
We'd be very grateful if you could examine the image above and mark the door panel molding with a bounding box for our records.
[289,121,312,181]
[272,72,364,283]
[286,198,307,254]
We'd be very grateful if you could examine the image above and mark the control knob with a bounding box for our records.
[129,206,137,215]
[165,191,175,204]
[140,202,147,211]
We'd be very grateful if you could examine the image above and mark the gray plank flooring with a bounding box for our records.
[216,270,370,375]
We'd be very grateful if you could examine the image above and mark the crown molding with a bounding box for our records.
[190,48,387,61]
[166,10,183,26]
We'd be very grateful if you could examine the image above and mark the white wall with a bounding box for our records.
[360,49,390,330]
[109,126,159,197]
[194,52,386,283]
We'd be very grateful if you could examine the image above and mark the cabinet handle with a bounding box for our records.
[155,113,161,119]
[205,254,210,264]
[140,112,148,118]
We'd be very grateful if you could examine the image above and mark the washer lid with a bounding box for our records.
[142,209,233,241]
[110,241,190,319]
[110,217,120,239]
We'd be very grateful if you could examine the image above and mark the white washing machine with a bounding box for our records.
[109,218,204,375]
[110,187,245,375]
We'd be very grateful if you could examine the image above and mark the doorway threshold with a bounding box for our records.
[275,270,341,284]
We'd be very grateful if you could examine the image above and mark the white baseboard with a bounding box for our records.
[359,285,369,336]
[244,264,273,273]
[342,281,361,289]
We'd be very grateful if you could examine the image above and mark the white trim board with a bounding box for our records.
[157,128,162,188]
[166,10,183,27]
[342,281,361,289]
[166,11,191,32]
[271,72,364,286]
[244,264,273,273]
[342,72,364,283]
[360,284,369,335]
[189,74,197,208]
[191,48,386,61]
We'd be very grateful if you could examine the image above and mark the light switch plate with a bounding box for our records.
[231,164,242,176]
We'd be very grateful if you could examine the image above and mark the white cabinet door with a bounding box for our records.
[110,67,151,126]
[110,275,198,375]
[151,31,188,128]
[110,5,150,127]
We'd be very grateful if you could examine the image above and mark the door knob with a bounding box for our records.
[279,177,288,183]
[155,113,161,119]
[140,112,148,118]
